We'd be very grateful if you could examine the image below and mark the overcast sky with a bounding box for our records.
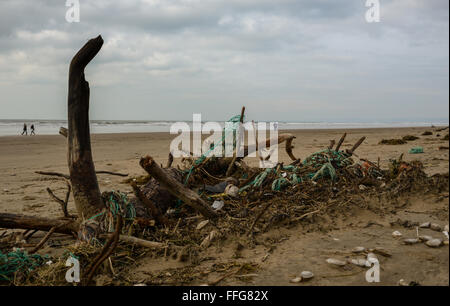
[0,0,448,122]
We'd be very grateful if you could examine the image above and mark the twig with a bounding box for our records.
[36,170,128,179]
[95,171,128,177]
[208,265,244,286]
[24,229,38,241]
[200,168,229,181]
[328,139,336,150]
[347,136,366,155]
[108,257,116,276]
[172,218,181,234]
[46,183,72,218]
[166,152,174,168]
[335,133,347,151]
[98,233,175,250]
[235,274,258,278]
[285,136,298,161]
[226,106,245,176]
[289,159,301,166]
[29,227,57,254]
[35,171,70,179]
[85,215,123,286]
[247,201,275,237]
[290,209,320,222]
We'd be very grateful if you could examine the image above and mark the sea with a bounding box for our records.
[0,119,448,136]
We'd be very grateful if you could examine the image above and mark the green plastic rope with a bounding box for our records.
[239,148,348,192]
[179,114,244,208]
[184,114,244,185]
[0,249,48,281]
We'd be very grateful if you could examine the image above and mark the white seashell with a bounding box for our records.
[430,223,442,231]
[444,224,449,232]
[403,238,420,245]
[392,231,402,238]
[166,208,176,215]
[352,246,366,253]
[212,200,224,210]
[326,258,346,266]
[290,277,302,283]
[300,271,314,280]
[419,222,431,228]
[418,235,433,242]
[425,239,442,248]
[443,231,449,240]
[196,220,210,230]
[225,185,239,198]
[398,279,409,286]
[200,230,219,248]
[367,253,378,261]
[359,185,367,190]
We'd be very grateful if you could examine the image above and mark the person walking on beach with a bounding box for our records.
[30,124,35,136]
[21,123,27,135]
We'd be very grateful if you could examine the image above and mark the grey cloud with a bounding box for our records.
[0,0,448,122]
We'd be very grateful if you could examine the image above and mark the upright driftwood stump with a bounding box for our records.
[68,35,105,219]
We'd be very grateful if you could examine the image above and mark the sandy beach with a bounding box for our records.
[1,126,449,220]
[1,0,448,291]
[1,126,448,216]
[1,126,448,286]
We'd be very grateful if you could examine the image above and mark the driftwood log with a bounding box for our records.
[131,181,169,226]
[0,213,79,235]
[242,133,295,158]
[140,156,218,220]
[202,133,297,175]
[67,35,105,219]
[0,37,106,236]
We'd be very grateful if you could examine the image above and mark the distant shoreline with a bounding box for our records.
[1,118,448,137]
[0,125,448,138]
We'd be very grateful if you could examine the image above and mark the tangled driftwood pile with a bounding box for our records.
[1,36,448,285]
